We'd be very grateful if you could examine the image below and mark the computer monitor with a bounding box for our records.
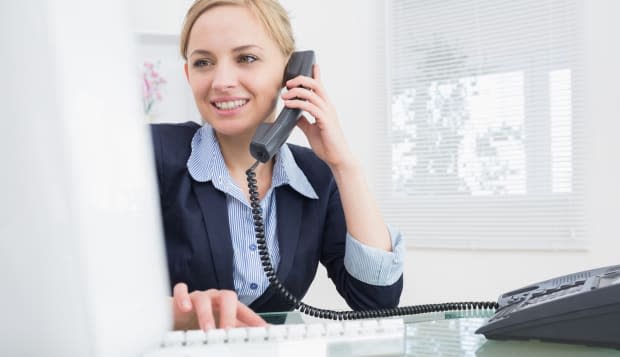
[0,1,171,356]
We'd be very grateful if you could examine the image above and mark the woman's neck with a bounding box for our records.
[216,131,274,177]
[215,130,274,200]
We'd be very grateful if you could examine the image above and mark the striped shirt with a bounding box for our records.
[187,124,404,305]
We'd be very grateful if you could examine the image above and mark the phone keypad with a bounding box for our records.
[524,285,583,307]
[490,281,586,323]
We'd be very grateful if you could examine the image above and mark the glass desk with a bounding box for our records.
[260,310,620,357]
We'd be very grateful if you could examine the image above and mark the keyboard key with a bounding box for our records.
[325,321,344,337]
[162,331,184,347]
[184,330,206,345]
[361,319,379,331]
[267,324,287,341]
[205,328,226,344]
[226,328,248,343]
[305,323,326,338]
[246,326,268,342]
[343,320,362,336]
[379,318,404,333]
[287,324,306,340]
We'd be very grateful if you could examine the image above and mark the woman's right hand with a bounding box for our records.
[172,283,267,330]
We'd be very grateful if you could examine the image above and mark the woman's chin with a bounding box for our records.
[210,121,256,139]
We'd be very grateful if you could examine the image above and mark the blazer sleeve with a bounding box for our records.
[319,178,403,310]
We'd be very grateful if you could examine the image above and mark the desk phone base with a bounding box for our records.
[476,264,620,348]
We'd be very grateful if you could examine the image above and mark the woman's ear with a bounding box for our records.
[184,62,189,82]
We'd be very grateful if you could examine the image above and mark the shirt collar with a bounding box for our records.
[187,124,318,200]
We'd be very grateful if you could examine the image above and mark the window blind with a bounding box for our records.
[380,0,586,249]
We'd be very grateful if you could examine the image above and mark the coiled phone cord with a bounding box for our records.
[246,161,499,320]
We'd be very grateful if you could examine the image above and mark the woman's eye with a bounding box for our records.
[239,55,258,64]
[193,59,212,68]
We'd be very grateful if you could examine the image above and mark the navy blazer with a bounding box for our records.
[150,122,402,313]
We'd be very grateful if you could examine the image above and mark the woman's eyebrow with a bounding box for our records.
[188,45,263,58]
[232,44,264,53]
[188,49,213,58]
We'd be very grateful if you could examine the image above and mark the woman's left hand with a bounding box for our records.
[282,64,354,170]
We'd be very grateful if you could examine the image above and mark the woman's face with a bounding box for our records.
[184,5,288,138]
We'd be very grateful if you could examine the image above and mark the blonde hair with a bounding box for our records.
[180,0,295,60]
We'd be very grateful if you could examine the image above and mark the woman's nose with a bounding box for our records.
[211,63,237,90]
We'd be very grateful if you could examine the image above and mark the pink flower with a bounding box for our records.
[142,61,167,115]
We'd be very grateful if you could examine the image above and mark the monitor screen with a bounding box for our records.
[0,1,171,356]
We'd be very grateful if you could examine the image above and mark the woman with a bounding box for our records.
[151,0,405,331]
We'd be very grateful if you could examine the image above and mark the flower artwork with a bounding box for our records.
[142,60,167,120]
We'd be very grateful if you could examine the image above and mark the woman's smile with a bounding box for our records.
[210,97,250,116]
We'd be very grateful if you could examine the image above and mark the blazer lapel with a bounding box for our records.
[191,181,235,290]
[274,185,303,283]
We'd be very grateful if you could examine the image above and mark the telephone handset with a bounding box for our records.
[249,50,316,163]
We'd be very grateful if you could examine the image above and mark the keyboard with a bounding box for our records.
[142,318,405,357]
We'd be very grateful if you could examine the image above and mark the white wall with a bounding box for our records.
[130,1,620,310]
[130,0,193,35]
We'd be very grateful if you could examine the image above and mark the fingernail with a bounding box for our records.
[182,299,191,309]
